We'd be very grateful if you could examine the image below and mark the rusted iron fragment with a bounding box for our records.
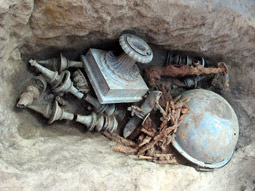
[146,62,228,86]
[136,96,191,156]
[102,93,191,165]
[138,136,152,148]
[137,154,179,165]
[138,124,178,154]
[113,145,138,155]
[128,116,157,140]
[155,160,179,165]
[140,128,155,137]
[102,132,137,147]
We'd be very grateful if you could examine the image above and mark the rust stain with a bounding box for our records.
[183,123,189,128]
[180,129,185,139]
[192,113,202,129]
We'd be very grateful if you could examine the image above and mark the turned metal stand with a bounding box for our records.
[82,33,153,104]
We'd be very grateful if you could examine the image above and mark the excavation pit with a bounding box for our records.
[0,1,255,190]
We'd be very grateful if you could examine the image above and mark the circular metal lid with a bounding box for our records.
[119,33,153,63]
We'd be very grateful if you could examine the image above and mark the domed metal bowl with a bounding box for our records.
[172,89,239,170]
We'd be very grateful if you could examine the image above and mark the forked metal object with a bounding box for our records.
[37,53,83,72]
[123,91,162,138]
[82,33,152,104]
[76,112,118,133]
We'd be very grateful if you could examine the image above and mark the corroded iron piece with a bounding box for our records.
[82,34,151,104]
[123,91,162,138]
[76,112,118,133]
[147,62,227,78]
[146,62,228,86]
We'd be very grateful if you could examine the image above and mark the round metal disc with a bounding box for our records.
[119,33,153,63]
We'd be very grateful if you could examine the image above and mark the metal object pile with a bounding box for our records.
[17,33,239,171]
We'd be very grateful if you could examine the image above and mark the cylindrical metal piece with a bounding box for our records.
[17,75,47,108]
[27,104,51,119]
[37,54,83,72]
[184,75,205,88]
[166,53,206,67]
[17,85,40,108]
[106,51,139,81]
[76,112,118,133]
[48,100,74,124]
[83,94,106,113]
[104,34,153,81]
[59,53,83,72]
[29,59,63,88]
[37,58,58,71]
